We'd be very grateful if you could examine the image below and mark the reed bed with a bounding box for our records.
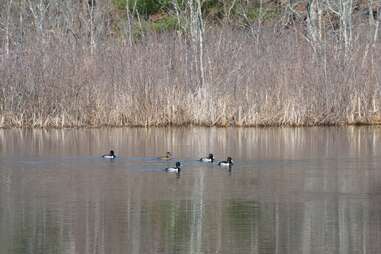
[0,28,380,128]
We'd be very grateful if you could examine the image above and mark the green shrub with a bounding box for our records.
[202,0,224,20]
[150,15,181,32]
[246,7,279,22]
[113,0,175,16]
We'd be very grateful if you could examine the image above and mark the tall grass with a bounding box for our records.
[0,27,380,128]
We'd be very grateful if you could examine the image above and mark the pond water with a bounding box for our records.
[1,127,381,254]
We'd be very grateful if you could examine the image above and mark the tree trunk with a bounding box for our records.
[5,0,13,56]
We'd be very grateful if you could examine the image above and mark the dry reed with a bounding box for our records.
[0,28,380,128]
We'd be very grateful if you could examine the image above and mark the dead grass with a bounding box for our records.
[0,28,380,128]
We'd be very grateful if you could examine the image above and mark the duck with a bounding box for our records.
[102,150,116,159]
[199,153,215,163]
[159,152,172,160]
[218,157,234,167]
[165,162,181,173]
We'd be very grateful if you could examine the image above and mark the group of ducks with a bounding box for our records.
[102,151,234,174]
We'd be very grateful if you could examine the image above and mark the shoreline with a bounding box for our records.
[1,122,381,129]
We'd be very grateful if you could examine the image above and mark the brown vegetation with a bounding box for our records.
[0,26,380,128]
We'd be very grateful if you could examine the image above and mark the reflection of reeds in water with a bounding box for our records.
[1,127,381,161]
[1,127,381,253]
[1,29,381,128]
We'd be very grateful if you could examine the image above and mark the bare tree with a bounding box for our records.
[325,0,354,57]
[27,0,50,43]
[4,0,14,56]
[88,0,96,54]
[125,0,133,47]
[362,0,380,66]
[188,0,205,88]
[306,0,323,55]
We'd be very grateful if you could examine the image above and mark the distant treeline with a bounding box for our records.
[0,0,380,127]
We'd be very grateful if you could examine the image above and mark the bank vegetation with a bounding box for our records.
[0,0,380,127]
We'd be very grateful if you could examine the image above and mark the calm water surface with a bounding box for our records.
[1,127,381,254]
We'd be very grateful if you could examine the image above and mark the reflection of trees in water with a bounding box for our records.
[222,197,379,254]
[1,127,381,253]
[224,200,261,252]
[0,169,69,254]
[11,207,65,254]
[149,200,194,253]
[1,127,381,160]
[1,170,381,254]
